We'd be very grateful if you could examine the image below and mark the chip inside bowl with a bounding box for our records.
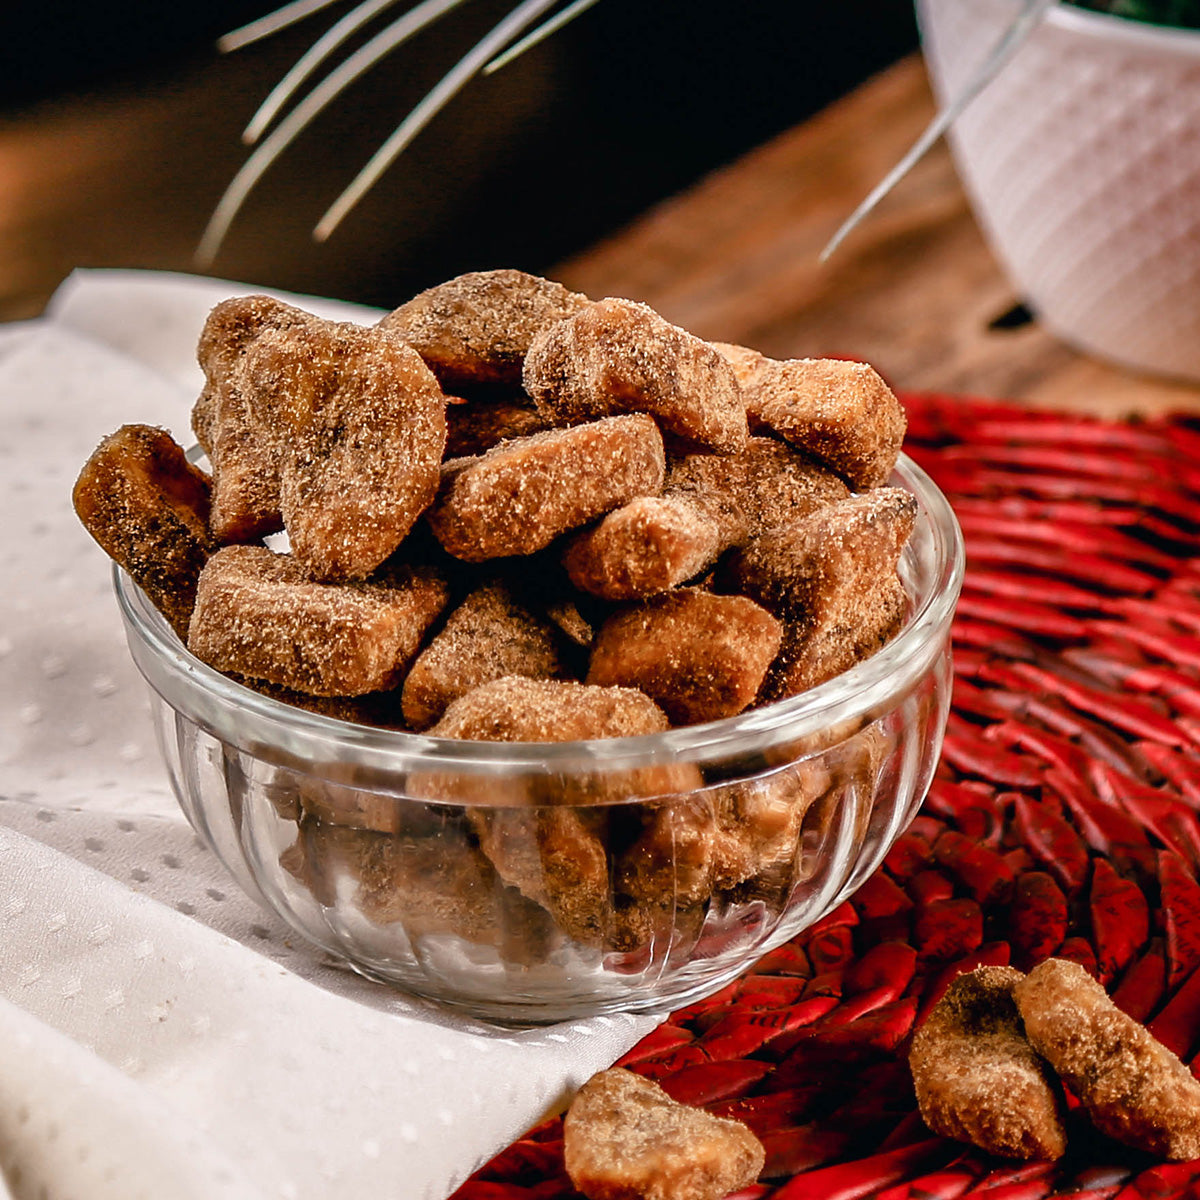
[79,269,962,1021]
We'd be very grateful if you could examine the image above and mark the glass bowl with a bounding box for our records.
[114,454,963,1025]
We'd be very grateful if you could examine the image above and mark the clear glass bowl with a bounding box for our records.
[115,454,963,1024]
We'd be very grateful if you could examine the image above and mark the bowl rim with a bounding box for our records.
[115,452,964,777]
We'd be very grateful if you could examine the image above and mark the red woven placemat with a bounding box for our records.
[453,394,1200,1200]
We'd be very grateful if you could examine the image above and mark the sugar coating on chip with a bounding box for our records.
[468,806,612,947]
[198,295,450,579]
[187,545,448,696]
[587,589,783,725]
[379,268,590,389]
[767,575,907,701]
[1016,957,1200,1161]
[430,675,671,743]
[196,295,315,542]
[425,675,699,806]
[73,424,215,640]
[525,298,748,453]
[709,765,828,891]
[429,676,691,946]
[226,673,405,729]
[564,496,721,601]
[426,414,665,562]
[726,489,916,698]
[567,437,851,601]
[400,582,567,729]
[727,486,915,616]
[910,966,1068,1161]
[241,318,447,581]
[615,798,719,911]
[444,394,552,459]
[714,342,906,489]
[544,597,599,648]
[564,1068,764,1200]
[667,435,851,546]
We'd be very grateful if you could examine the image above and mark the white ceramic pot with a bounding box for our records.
[918,0,1200,381]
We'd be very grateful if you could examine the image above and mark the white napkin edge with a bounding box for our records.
[47,268,384,397]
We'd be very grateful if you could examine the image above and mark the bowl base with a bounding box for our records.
[342,953,761,1027]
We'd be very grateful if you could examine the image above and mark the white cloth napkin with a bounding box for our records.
[0,270,659,1200]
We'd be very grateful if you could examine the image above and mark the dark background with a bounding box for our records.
[0,1,918,314]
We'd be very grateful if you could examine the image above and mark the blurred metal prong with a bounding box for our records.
[819,0,1057,264]
[199,0,478,264]
[218,0,345,53]
[313,0,560,242]
[244,0,473,144]
[483,0,602,75]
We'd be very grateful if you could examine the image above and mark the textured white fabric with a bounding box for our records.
[0,271,659,1200]
[48,268,385,396]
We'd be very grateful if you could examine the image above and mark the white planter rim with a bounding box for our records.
[918,0,1200,384]
[1043,3,1200,54]
[920,2,1200,56]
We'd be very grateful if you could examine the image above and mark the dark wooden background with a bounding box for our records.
[0,0,917,320]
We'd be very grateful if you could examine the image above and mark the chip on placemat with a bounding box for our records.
[1015,957,1200,1161]
[564,1068,764,1200]
[909,965,1067,1160]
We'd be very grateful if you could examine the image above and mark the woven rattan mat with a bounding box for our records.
[453,395,1200,1200]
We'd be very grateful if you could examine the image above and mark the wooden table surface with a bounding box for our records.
[556,56,1200,420]
[4,51,1197,418]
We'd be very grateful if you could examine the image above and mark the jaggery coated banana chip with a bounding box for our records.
[427,676,699,830]
[292,766,461,834]
[426,414,665,562]
[378,268,590,389]
[726,489,916,699]
[766,574,908,702]
[525,298,748,453]
[717,775,845,910]
[749,725,887,894]
[187,545,448,696]
[564,1068,764,1200]
[709,763,828,891]
[198,296,448,579]
[610,801,722,954]
[615,796,718,911]
[829,723,893,841]
[196,295,317,542]
[443,394,552,458]
[587,589,783,726]
[565,438,849,603]
[468,806,612,948]
[909,966,1068,1161]
[226,673,405,729]
[245,319,447,581]
[297,779,409,834]
[73,424,215,640]
[1015,957,1200,1160]
[194,292,314,523]
[400,582,567,729]
[564,496,722,601]
[429,675,673,754]
[667,435,850,546]
[285,818,553,956]
[714,342,906,489]
[429,676,695,947]
[544,597,599,648]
